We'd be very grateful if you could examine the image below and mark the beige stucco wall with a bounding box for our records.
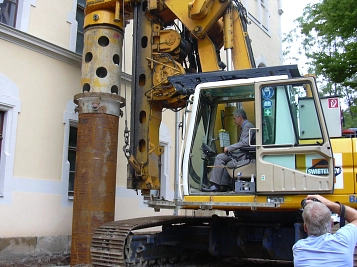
[0,40,80,180]
[27,0,73,49]
[0,32,175,238]
[1,192,72,237]
[243,0,284,67]
[248,23,283,66]
[0,36,76,236]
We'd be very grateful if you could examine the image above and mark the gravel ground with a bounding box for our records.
[0,256,293,267]
[70,259,293,267]
[175,257,293,267]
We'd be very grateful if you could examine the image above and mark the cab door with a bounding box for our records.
[254,77,334,194]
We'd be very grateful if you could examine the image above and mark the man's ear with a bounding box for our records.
[304,223,307,233]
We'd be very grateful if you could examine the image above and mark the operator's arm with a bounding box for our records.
[226,121,254,152]
[306,195,357,227]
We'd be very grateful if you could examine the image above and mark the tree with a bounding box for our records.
[299,0,357,86]
[283,0,357,127]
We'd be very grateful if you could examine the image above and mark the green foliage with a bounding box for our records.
[283,0,357,123]
[343,108,357,129]
[299,1,357,83]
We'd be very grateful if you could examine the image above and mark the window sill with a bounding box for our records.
[247,13,271,37]
[68,191,74,200]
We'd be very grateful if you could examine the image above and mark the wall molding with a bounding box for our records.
[0,23,82,67]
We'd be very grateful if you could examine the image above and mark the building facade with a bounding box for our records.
[0,0,284,263]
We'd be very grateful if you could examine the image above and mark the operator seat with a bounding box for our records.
[226,133,256,181]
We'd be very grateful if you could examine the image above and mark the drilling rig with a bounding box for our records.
[69,1,353,266]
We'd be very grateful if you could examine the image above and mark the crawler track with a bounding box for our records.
[91,216,212,266]
[93,215,354,266]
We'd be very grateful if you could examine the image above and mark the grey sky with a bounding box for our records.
[280,0,319,73]
[281,0,319,35]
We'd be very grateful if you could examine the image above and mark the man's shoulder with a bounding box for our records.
[333,224,357,252]
[293,235,315,249]
[244,121,255,129]
[292,238,303,250]
[336,223,357,236]
[293,234,335,249]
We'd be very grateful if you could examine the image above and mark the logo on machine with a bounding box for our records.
[262,99,273,109]
[306,158,341,177]
[349,195,357,203]
[306,159,329,175]
[262,87,274,99]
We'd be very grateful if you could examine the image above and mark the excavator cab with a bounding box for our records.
[181,72,334,196]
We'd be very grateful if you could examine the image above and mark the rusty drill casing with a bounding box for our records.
[71,113,119,265]
[71,6,125,265]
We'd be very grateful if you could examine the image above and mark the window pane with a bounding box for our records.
[76,7,84,30]
[68,150,76,172]
[69,126,78,147]
[260,82,323,147]
[77,0,85,8]
[0,111,4,135]
[0,0,18,27]
[0,111,4,161]
[68,172,75,193]
[188,100,211,189]
[76,2,85,55]
[68,126,77,195]
[261,87,276,144]
[76,32,84,54]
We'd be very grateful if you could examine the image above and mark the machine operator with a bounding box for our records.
[202,109,255,192]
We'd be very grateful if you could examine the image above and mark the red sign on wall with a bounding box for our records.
[328,98,339,108]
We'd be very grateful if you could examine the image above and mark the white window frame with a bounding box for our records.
[0,73,21,197]
[67,0,78,52]
[14,0,36,32]
[67,0,84,53]
[259,0,269,32]
[242,0,270,35]
[0,0,37,32]
[61,100,78,200]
